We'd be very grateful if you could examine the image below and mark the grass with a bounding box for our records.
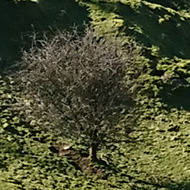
[1,0,190,189]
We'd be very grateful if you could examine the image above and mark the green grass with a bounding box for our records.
[1,0,190,189]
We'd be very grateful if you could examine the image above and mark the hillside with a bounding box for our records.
[1,0,190,189]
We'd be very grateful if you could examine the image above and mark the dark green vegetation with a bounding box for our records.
[1,0,190,189]
[0,0,88,70]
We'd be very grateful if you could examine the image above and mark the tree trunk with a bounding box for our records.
[89,142,98,161]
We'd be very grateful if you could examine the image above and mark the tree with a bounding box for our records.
[13,29,139,161]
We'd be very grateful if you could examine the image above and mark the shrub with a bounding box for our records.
[13,28,140,160]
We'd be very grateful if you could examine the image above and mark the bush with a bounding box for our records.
[13,28,140,160]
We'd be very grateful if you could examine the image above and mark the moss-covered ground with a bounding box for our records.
[1,0,190,189]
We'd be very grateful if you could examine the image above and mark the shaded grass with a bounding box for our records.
[0,0,89,70]
[86,0,190,58]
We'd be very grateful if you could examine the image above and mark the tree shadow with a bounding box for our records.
[0,0,89,70]
[160,182,190,190]
[159,80,190,110]
[90,1,190,59]
[134,179,190,190]
[145,0,190,10]
[118,3,190,59]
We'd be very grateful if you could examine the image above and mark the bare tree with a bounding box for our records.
[13,29,139,161]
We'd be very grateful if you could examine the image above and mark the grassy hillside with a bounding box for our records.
[0,0,88,70]
[1,0,190,189]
